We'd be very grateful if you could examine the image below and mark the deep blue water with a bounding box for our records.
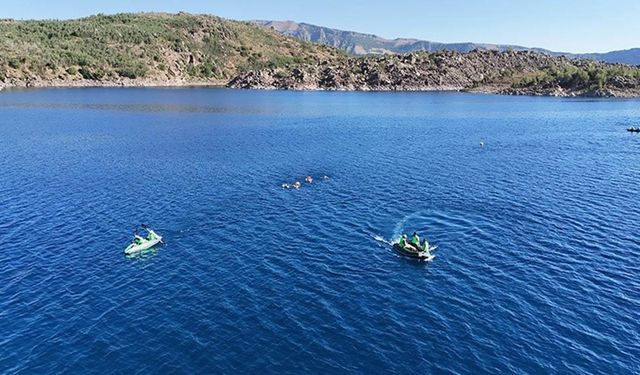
[1,88,639,374]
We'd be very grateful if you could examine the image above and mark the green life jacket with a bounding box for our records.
[411,235,420,245]
[399,237,406,247]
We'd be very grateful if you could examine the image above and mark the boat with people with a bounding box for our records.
[393,232,435,261]
[627,127,640,133]
[124,224,163,255]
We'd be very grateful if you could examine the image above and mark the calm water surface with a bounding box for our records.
[1,88,639,374]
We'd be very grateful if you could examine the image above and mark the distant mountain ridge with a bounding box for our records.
[253,20,640,66]
[578,49,640,65]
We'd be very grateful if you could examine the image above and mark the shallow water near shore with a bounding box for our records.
[1,88,639,374]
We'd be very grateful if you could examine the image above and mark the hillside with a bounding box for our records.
[229,49,640,97]
[0,13,343,88]
[1,13,639,97]
[253,20,640,66]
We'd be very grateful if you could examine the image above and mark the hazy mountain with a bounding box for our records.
[578,49,640,65]
[253,20,640,65]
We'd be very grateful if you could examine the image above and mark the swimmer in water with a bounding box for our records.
[305,175,313,183]
[282,183,290,189]
[292,181,301,189]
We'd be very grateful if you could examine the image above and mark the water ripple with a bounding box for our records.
[1,89,639,374]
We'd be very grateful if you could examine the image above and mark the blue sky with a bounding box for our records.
[2,1,639,53]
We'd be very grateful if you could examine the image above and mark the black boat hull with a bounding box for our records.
[393,243,433,260]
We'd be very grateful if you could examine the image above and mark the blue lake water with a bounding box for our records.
[1,88,639,374]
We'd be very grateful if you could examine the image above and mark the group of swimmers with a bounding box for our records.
[282,175,329,189]
[398,231,431,254]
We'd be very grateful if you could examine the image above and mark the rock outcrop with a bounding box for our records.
[228,50,640,97]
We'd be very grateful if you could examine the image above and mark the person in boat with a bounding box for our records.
[133,235,144,245]
[422,238,431,256]
[411,232,420,248]
[399,234,408,248]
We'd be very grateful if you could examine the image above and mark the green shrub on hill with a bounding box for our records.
[515,63,640,91]
[78,66,105,80]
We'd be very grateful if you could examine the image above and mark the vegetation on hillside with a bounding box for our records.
[0,12,343,84]
[514,64,640,91]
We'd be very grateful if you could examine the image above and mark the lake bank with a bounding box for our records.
[4,50,640,98]
[2,78,639,98]
[0,77,226,90]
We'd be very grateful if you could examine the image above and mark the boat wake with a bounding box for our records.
[373,235,392,246]
[392,211,429,239]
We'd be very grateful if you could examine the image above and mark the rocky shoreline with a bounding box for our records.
[3,50,640,98]
[2,78,636,98]
[0,77,226,90]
